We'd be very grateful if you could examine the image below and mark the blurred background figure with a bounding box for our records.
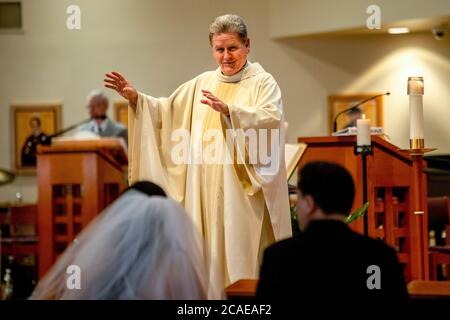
[76,90,128,145]
[343,107,362,129]
[30,182,219,299]
[1,255,35,300]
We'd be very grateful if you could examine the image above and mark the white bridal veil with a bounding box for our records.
[31,191,220,299]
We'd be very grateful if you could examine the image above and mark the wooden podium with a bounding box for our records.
[36,138,128,278]
[297,136,429,282]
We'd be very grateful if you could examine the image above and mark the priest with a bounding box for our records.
[104,14,291,295]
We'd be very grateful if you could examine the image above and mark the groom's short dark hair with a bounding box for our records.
[298,161,355,215]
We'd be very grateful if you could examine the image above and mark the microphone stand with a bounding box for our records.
[354,143,372,236]
[43,116,106,145]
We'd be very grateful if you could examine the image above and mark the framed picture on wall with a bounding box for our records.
[10,104,62,174]
[328,93,384,134]
[114,101,128,128]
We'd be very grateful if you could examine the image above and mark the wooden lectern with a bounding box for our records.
[36,138,128,278]
[297,136,428,282]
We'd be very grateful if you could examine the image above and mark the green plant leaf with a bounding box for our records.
[345,202,369,224]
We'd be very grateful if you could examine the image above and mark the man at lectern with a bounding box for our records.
[77,90,128,145]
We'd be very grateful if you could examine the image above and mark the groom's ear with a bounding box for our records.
[303,194,316,216]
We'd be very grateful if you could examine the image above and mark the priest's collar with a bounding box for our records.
[216,61,251,83]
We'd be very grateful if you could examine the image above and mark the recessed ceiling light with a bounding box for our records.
[388,27,410,34]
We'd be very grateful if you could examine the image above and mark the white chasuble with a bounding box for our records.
[128,62,292,295]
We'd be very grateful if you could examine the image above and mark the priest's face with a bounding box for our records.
[211,32,250,76]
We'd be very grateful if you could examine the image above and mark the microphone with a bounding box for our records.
[93,115,107,120]
[332,92,390,132]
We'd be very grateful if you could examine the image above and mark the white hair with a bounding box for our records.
[86,89,108,107]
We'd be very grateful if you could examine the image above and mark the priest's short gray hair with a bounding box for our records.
[209,14,248,45]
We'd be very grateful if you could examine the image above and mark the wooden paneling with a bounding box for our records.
[36,139,127,278]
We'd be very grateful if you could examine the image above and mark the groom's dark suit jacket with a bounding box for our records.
[256,220,409,306]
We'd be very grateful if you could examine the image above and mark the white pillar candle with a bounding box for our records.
[407,77,424,140]
[357,114,371,146]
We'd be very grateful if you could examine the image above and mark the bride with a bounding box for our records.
[31,184,221,299]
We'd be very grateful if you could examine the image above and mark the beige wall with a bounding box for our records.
[1,0,449,202]
[269,0,450,37]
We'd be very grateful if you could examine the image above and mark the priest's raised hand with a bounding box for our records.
[104,71,138,106]
[200,89,230,116]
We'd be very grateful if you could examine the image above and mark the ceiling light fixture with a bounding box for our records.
[388,27,410,34]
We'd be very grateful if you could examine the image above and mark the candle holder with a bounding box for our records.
[399,140,436,280]
[398,76,436,280]
[399,139,437,155]
[354,145,373,156]
[354,144,372,236]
